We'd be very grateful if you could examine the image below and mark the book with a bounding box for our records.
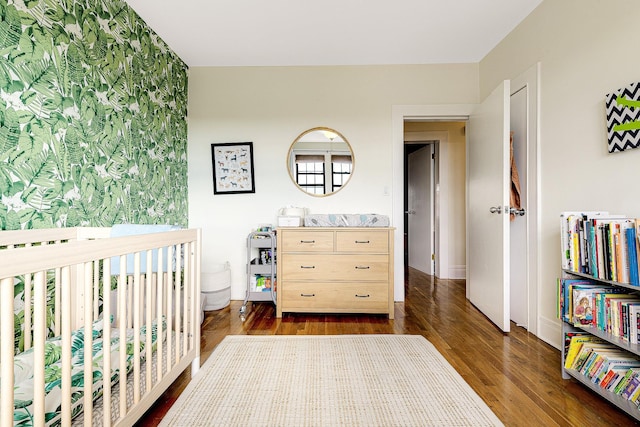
[571,343,616,372]
[620,301,640,340]
[559,278,599,323]
[614,368,640,395]
[619,219,636,284]
[560,212,610,271]
[631,305,640,344]
[591,216,627,280]
[591,351,637,384]
[563,331,591,364]
[600,293,633,334]
[595,293,629,331]
[601,365,640,390]
[630,381,640,404]
[572,285,619,327]
[626,226,639,286]
[622,375,640,400]
[636,218,640,286]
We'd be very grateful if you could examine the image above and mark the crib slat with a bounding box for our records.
[33,271,46,427]
[118,256,128,418]
[133,252,142,404]
[166,244,174,371]
[24,272,32,351]
[83,262,94,426]
[61,266,73,425]
[156,250,164,382]
[1,277,15,427]
[54,267,62,336]
[175,247,182,363]
[183,243,191,353]
[145,250,153,394]
[192,231,202,374]
[94,260,100,320]
[103,258,112,426]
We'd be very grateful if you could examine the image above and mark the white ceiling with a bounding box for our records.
[123,0,542,67]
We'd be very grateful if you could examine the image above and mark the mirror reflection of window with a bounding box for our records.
[287,127,354,196]
[295,155,325,194]
[331,155,352,192]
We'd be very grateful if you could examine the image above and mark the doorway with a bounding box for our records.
[404,143,436,276]
[392,63,539,335]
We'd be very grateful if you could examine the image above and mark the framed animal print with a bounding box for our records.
[211,142,255,194]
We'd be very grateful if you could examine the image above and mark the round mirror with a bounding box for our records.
[287,127,354,196]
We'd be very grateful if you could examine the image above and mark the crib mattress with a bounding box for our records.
[303,213,390,227]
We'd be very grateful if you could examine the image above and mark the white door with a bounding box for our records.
[408,145,434,274]
[467,81,511,333]
[510,86,528,327]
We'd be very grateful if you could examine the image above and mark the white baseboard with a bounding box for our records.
[448,265,466,280]
[537,316,561,350]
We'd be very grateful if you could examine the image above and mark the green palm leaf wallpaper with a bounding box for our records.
[0,0,189,230]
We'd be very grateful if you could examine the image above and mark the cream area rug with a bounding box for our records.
[159,335,504,426]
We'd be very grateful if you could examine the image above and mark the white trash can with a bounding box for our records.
[202,262,231,310]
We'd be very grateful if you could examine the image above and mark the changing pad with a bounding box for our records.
[304,214,390,227]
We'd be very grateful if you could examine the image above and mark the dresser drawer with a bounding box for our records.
[280,282,389,312]
[280,230,334,252]
[336,230,389,253]
[281,254,389,281]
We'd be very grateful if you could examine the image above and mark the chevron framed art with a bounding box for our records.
[606,81,640,153]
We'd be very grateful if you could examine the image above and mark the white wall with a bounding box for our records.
[188,65,478,300]
[480,0,640,348]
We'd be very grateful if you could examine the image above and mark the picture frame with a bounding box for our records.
[211,142,255,194]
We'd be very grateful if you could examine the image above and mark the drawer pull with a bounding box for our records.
[355,266,371,270]
[300,240,316,244]
[301,293,316,297]
[355,240,370,244]
[355,294,370,298]
[300,265,316,269]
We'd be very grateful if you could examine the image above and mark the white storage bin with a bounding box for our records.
[202,262,231,310]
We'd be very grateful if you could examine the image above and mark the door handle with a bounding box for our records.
[405,210,416,215]
[489,206,502,214]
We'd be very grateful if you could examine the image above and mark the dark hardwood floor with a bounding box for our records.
[136,268,639,426]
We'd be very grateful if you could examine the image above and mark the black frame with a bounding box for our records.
[211,142,255,194]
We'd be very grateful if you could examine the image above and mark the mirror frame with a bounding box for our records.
[286,127,355,197]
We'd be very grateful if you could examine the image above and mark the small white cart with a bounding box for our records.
[240,230,277,320]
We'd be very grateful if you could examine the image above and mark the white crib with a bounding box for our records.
[0,226,201,426]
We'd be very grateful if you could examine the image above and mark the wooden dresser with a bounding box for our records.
[276,227,394,319]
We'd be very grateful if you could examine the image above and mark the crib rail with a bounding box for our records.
[0,228,201,427]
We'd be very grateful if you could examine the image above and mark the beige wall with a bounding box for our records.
[481,0,640,347]
[188,64,478,300]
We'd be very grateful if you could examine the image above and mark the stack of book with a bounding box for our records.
[564,332,640,404]
[558,278,640,343]
[561,212,640,285]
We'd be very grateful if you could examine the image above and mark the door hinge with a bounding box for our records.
[431,253,435,260]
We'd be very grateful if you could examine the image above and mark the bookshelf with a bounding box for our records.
[560,213,640,420]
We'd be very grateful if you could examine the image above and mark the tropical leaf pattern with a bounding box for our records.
[0,0,189,231]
